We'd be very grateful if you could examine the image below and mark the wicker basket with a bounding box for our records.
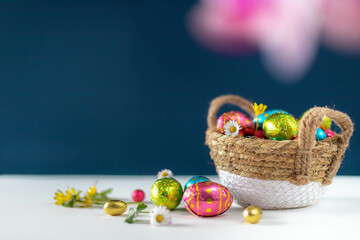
[205,95,354,209]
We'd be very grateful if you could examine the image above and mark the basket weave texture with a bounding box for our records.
[205,95,354,186]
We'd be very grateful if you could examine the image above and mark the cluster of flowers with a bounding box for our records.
[53,169,175,227]
[223,102,267,137]
[54,183,112,208]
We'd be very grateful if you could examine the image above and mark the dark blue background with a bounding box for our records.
[0,1,359,175]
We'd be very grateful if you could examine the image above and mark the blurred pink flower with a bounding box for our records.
[188,0,274,54]
[187,0,359,82]
[322,0,360,52]
[259,0,321,82]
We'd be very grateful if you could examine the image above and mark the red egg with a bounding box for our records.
[132,189,145,202]
[324,129,334,138]
[255,130,264,138]
[245,128,255,136]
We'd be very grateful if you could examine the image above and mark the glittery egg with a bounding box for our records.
[104,200,127,216]
[217,111,254,134]
[182,182,233,217]
[324,129,335,138]
[316,128,327,141]
[321,116,332,130]
[151,178,183,210]
[253,109,289,129]
[262,113,298,140]
[184,176,211,191]
[298,110,332,130]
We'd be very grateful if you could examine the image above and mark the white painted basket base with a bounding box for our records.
[218,170,327,210]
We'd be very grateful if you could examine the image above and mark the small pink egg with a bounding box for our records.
[132,189,145,202]
[324,129,335,138]
[183,182,233,217]
[255,130,264,138]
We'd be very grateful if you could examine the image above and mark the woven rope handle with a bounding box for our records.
[207,94,255,130]
[295,107,354,185]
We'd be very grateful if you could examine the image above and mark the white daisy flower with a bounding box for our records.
[224,120,242,137]
[150,205,172,226]
[157,169,173,179]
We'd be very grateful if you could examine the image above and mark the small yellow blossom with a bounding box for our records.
[87,184,97,196]
[82,194,93,207]
[54,191,66,205]
[251,102,267,116]
[65,187,80,201]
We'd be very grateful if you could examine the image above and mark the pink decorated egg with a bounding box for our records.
[324,129,335,138]
[182,182,233,217]
[217,111,254,134]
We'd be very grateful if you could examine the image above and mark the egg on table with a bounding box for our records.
[183,182,233,217]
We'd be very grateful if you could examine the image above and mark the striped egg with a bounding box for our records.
[182,182,233,217]
[217,111,254,135]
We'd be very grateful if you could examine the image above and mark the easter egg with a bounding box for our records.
[263,113,298,140]
[316,128,327,141]
[243,206,262,224]
[298,110,332,130]
[253,109,289,129]
[104,200,127,216]
[324,129,335,138]
[184,176,211,191]
[217,111,254,134]
[182,182,233,217]
[255,130,264,138]
[151,178,183,210]
[321,116,332,130]
[132,189,145,202]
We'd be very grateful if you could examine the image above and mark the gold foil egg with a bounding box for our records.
[104,200,127,216]
[243,205,262,224]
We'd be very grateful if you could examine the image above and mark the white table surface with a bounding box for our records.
[1,175,359,240]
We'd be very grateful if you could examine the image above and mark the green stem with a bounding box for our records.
[126,202,143,205]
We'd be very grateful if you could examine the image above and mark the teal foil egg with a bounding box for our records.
[316,128,327,141]
[184,176,211,191]
[254,109,289,129]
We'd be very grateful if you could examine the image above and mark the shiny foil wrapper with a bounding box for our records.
[183,182,233,217]
[104,200,127,216]
[253,109,289,129]
[263,113,298,140]
[316,128,327,141]
[151,178,183,210]
[184,176,211,191]
[217,111,254,134]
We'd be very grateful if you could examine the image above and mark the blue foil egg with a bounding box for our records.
[316,128,327,141]
[184,176,211,191]
[253,109,289,129]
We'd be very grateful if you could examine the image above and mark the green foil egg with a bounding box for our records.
[151,178,183,210]
[298,110,332,130]
[263,113,298,140]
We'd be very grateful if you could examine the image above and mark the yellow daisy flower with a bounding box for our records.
[54,191,66,205]
[87,184,97,196]
[251,103,267,116]
[65,187,80,201]
[82,194,93,207]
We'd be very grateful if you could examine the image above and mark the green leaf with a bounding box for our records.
[100,188,113,196]
[124,203,148,224]
[136,203,147,212]
[125,208,137,223]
